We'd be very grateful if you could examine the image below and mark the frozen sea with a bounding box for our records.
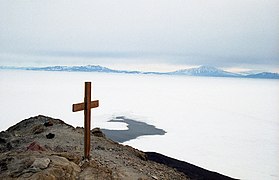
[0,70,278,180]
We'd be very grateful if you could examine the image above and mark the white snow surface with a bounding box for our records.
[0,70,278,180]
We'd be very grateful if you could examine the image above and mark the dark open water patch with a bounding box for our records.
[146,152,239,180]
[101,116,166,143]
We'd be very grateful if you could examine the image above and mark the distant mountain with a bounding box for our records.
[24,65,165,75]
[170,66,240,77]
[238,70,264,75]
[26,65,149,75]
[1,65,279,79]
[26,65,117,73]
[245,72,279,79]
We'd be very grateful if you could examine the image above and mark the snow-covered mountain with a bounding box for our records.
[245,72,279,79]
[26,65,147,74]
[1,65,279,79]
[170,66,240,77]
[237,70,265,76]
[26,65,117,73]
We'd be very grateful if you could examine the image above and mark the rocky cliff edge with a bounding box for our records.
[0,115,188,180]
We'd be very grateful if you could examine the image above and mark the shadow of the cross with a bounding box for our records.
[101,116,166,143]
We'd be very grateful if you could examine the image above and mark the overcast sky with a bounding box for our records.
[0,0,278,71]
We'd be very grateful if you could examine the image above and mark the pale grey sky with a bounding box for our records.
[0,0,278,71]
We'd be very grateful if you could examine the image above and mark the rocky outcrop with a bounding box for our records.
[0,115,188,179]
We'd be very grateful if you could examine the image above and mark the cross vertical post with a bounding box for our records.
[72,82,99,160]
[84,82,91,160]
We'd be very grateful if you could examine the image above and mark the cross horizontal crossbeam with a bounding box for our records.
[72,100,99,112]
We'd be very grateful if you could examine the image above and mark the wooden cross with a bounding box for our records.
[72,82,99,160]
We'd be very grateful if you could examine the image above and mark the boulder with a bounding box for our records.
[91,128,106,138]
[30,158,50,170]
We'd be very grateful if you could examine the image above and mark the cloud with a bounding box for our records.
[0,0,278,69]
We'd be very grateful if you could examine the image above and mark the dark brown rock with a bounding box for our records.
[46,133,55,139]
[91,127,106,138]
[44,120,54,127]
[32,124,45,134]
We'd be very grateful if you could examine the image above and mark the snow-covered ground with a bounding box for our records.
[0,70,278,180]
